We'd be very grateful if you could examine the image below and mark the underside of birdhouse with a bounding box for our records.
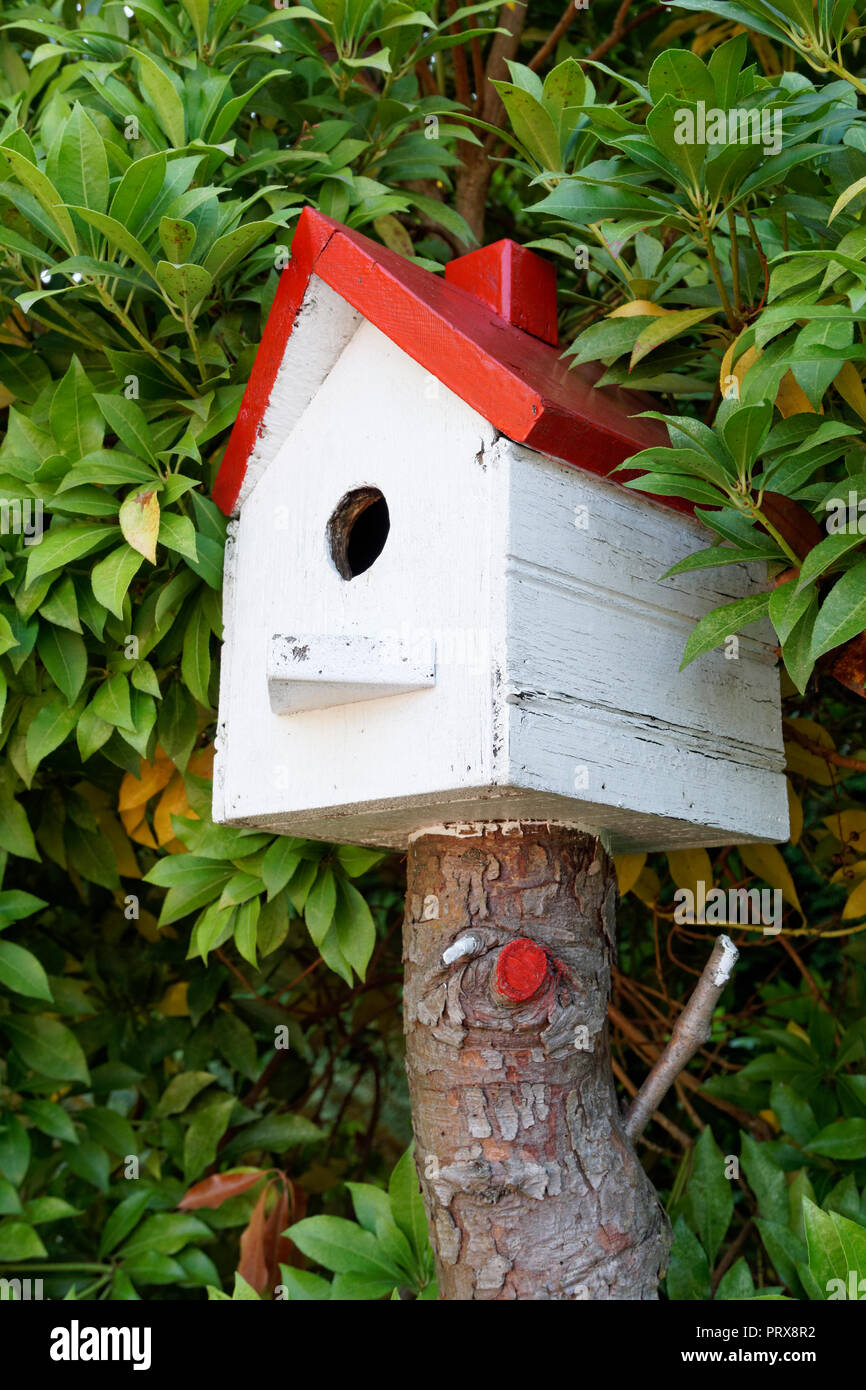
[212,210,789,854]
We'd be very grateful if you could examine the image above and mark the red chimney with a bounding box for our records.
[444,239,558,347]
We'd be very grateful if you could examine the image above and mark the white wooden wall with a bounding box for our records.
[215,296,788,851]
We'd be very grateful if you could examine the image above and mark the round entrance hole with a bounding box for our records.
[327,487,390,580]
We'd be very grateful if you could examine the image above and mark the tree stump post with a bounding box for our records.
[402,821,671,1300]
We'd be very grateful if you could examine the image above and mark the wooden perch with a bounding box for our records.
[624,935,739,1143]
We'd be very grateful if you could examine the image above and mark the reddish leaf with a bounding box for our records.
[238,1181,271,1296]
[826,630,866,698]
[178,1168,266,1210]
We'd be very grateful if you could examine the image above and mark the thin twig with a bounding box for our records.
[624,936,739,1142]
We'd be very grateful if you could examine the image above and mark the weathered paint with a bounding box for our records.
[213,324,787,852]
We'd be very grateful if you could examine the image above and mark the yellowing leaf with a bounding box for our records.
[133,909,162,942]
[188,745,214,778]
[844,878,866,920]
[154,773,195,847]
[119,488,160,564]
[119,757,174,812]
[786,1019,811,1045]
[615,852,646,896]
[833,361,866,423]
[632,866,661,906]
[786,778,803,846]
[97,810,140,878]
[719,338,758,398]
[156,981,189,1016]
[666,847,713,898]
[831,859,866,885]
[738,842,803,918]
[784,718,838,786]
[608,298,670,318]
[821,810,866,848]
[775,370,820,418]
[120,807,159,849]
[760,1108,781,1132]
[829,173,866,223]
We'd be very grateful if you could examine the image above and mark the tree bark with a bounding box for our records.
[454,1,528,243]
[402,822,671,1300]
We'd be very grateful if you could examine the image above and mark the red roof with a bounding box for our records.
[213,207,671,516]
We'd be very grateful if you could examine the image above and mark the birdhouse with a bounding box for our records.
[212,207,788,854]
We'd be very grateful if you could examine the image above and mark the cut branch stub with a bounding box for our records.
[402,822,671,1300]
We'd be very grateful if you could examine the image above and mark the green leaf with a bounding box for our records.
[152,863,234,929]
[740,1132,788,1225]
[335,844,386,877]
[305,867,337,947]
[803,1198,866,1299]
[80,1106,137,1157]
[0,940,53,1000]
[181,604,211,706]
[135,52,186,147]
[159,512,198,562]
[781,593,819,695]
[92,544,144,621]
[715,1257,755,1300]
[648,49,715,106]
[155,1071,217,1117]
[21,1099,76,1146]
[287,1215,405,1281]
[0,1221,47,1261]
[388,1146,429,1267]
[25,522,118,586]
[1,1015,89,1082]
[37,625,87,705]
[26,692,83,768]
[202,221,275,281]
[90,672,135,732]
[806,1119,866,1160]
[492,83,561,170]
[262,837,305,899]
[99,1190,151,1258]
[0,145,78,253]
[156,261,213,318]
[665,1217,711,1300]
[721,402,773,476]
[94,395,158,465]
[69,206,158,279]
[213,1013,257,1080]
[51,103,109,219]
[49,356,103,457]
[159,216,196,263]
[120,1212,212,1259]
[810,565,866,660]
[182,1095,237,1184]
[219,1112,321,1162]
[0,796,39,861]
[333,877,376,979]
[0,1114,30,1185]
[232,897,261,969]
[680,593,770,670]
[687,1126,733,1265]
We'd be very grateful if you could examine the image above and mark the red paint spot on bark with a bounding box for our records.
[496,938,548,1002]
